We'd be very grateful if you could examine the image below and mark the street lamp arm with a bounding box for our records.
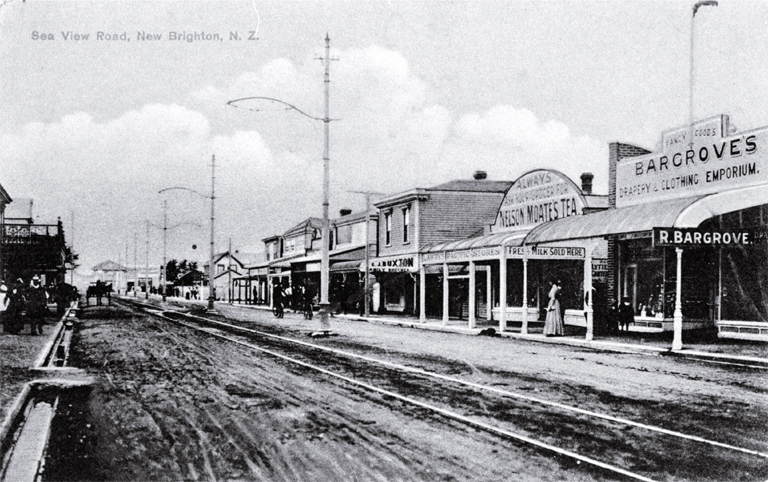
[227,96,330,122]
[159,187,211,199]
[693,0,717,17]
[227,96,322,121]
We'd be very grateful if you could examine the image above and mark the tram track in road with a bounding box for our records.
[122,299,768,482]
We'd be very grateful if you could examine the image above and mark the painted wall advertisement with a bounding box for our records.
[492,170,585,232]
[616,119,767,207]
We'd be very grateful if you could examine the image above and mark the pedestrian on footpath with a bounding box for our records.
[543,278,564,337]
[26,275,48,336]
[617,297,635,332]
[0,281,9,333]
[3,279,25,334]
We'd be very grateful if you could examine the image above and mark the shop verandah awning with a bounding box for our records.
[421,230,529,253]
[524,184,768,244]
[284,245,365,266]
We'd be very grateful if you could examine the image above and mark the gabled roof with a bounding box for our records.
[5,198,33,222]
[283,217,323,237]
[0,182,11,205]
[205,251,247,268]
[92,260,128,272]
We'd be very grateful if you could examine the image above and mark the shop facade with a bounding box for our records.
[418,169,606,334]
[370,174,513,316]
[527,116,768,343]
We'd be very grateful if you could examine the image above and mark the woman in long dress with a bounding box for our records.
[544,279,564,336]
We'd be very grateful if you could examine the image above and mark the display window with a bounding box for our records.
[702,205,768,322]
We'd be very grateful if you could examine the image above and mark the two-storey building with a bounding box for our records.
[370,171,512,316]
[2,197,69,285]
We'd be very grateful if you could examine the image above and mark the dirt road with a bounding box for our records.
[43,304,610,482]
[41,302,768,481]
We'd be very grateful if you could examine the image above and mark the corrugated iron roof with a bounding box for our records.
[524,196,706,244]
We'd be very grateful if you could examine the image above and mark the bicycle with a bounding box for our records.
[272,301,284,318]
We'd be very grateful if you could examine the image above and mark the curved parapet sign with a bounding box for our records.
[492,169,586,232]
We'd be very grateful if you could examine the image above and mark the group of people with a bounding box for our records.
[0,275,51,335]
[545,278,637,337]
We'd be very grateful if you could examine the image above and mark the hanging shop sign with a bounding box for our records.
[369,254,418,272]
[660,115,729,152]
[422,246,501,264]
[616,118,768,207]
[506,245,586,259]
[652,227,768,247]
[492,169,586,232]
[591,258,608,283]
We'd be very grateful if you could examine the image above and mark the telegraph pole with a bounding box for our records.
[228,237,233,304]
[134,231,138,296]
[209,155,216,311]
[70,211,75,285]
[162,199,168,302]
[145,219,150,299]
[226,36,334,331]
[689,1,718,148]
[350,190,384,317]
[317,33,333,333]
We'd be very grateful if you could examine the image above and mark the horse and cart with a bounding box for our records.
[86,280,113,305]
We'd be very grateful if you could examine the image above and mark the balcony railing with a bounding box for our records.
[3,223,62,244]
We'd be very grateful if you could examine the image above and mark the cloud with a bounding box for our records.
[446,105,608,189]
[0,104,286,268]
[1,45,610,271]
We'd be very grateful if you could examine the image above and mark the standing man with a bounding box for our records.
[0,281,9,333]
[26,275,48,335]
[4,279,25,334]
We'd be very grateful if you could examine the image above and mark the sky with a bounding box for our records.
[2,0,768,272]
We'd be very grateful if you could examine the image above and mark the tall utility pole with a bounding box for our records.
[226,36,334,331]
[209,155,216,311]
[124,243,129,295]
[145,219,150,299]
[689,1,718,148]
[318,33,332,332]
[70,211,75,285]
[228,237,233,304]
[158,155,216,311]
[162,199,168,302]
[134,232,138,296]
[351,190,384,317]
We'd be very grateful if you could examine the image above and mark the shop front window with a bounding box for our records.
[620,240,665,317]
[620,239,716,320]
[702,207,768,322]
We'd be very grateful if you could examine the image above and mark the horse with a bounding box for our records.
[86,281,112,306]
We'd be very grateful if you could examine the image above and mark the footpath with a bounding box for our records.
[0,302,89,482]
[139,294,768,368]
[6,295,765,431]
[1,295,766,480]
